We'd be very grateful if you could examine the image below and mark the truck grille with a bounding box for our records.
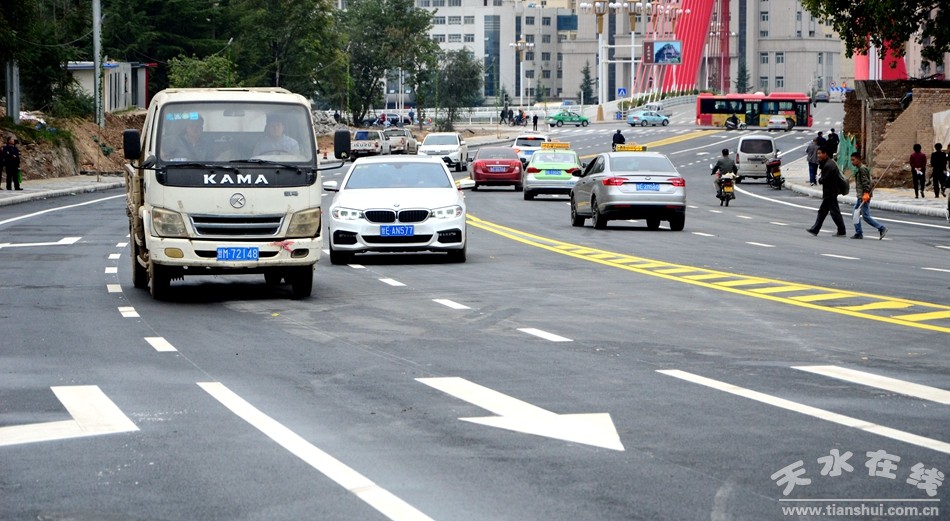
[364,209,430,224]
[190,214,284,237]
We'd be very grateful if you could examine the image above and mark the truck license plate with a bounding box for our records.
[217,247,260,261]
[380,225,414,237]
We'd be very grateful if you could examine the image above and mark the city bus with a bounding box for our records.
[696,92,813,128]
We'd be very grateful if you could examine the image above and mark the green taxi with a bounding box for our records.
[546,110,589,128]
[523,142,582,200]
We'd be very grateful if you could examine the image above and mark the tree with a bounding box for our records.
[802,0,949,64]
[734,62,750,93]
[422,49,483,131]
[578,61,595,104]
[168,55,235,88]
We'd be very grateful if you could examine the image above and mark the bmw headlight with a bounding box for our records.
[431,205,464,219]
[287,208,322,238]
[331,207,364,220]
[151,207,187,238]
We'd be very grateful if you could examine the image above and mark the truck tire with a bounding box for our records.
[264,272,284,285]
[288,266,313,299]
[130,226,148,289]
[149,261,171,300]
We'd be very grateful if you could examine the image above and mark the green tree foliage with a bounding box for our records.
[167,55,235,88]
[578,61,595,104]
[734,62,750,93]
[802,0,949,64]
[425,49,483,131]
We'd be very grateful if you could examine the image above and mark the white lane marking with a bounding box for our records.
[658,370,950,455]
[433,299,470,310]
[105,267,118,274]
[322,249,330,255]
[379,278,405,287]
[770,221,789,226]
[0,195,124,227]
[116,242,128,248]
[199,382,436,521]
[709,209,723,214]
[0,385,138,447]
[145,337,177,352]
[59,237,82,245]
[0,237,84,249]
[106,284,122,293]
[692,232,715,237]
[518,328,572,342]
[108,253,121,260]
[792,366,950,405]
[417,377,624,451]
[349,264,366,269]
[821,254,860,260]
[688,205,699,209]
[118,306,139,318]
[746,242,775,248]
[922,267,950,274]
[737,215,752,219]
[936,245,950,251]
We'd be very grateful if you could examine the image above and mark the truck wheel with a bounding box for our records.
[149,262,171,300]
[288,266,313,299]
[130,228,148,289]
[264,272,284,285]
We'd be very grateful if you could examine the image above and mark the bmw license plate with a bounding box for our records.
[217,247,259,261]
[636,183,660,191]
[380,225,414,237]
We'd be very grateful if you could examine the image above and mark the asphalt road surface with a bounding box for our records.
[2,105,948,521]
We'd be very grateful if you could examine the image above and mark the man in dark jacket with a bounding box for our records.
[2,136,22,191]
[826,128,840,157]
[806,147,847,237]
[931,143,947,198]
[849,152,887,239]
[909,143,927,198]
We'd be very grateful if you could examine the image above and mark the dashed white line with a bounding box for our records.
[822,254,860,260]
[746,242,775,248]
[145,337,177,352]
[379,278,406,287]
[59,237,82,245]
[106,284,122,293]
[105,267,118,274]
[518,328,572,342]
[433,299,470,310]
[108,253,121,260]
[349,264,366,269]
[936,245,950,251]
[692,232,715,237]
[709,210,723,214]
[769,221,789,226]
[116,242,128,248]
[792,365,950,405]
[118,306,139,318]
[922,267,950,273]
[737,215,753,219]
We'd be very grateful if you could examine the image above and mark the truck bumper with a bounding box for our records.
[146,236,322,270]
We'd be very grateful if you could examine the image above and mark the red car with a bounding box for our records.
[469,146,523,191]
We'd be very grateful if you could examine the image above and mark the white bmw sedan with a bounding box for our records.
[323,156,467,264]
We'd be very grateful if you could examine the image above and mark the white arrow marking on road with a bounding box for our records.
[0,386,138,447]
[0,236,82,249]
[417,377,624,451]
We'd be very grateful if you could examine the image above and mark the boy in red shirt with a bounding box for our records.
[909,144,927,198]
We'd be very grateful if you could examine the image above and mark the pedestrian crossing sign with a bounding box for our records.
[617,88,628,97]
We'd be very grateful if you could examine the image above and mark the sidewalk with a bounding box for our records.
[0,173,126,208]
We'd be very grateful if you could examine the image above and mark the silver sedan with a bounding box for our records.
[570,150,687,230]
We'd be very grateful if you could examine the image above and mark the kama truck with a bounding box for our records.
[122,87,331,299]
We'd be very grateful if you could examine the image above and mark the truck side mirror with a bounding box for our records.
[123,129,141,161]
[334,129,351,160]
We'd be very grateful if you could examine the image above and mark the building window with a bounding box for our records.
[809,30,815,37]
[541,52,551,61]
[796,30,802,37]
[796,12,801,21]
[418,0,430,6]
[432,0,445,5]
[525,16,535,25]
[433,16,445,25]
[557,69,563,78]
[776,76,784,88]
[464,33,474,42]
[448,0,461,5]
[760,30,769,37]
[525,34,534,43]
[818,52,823,64]
[542,34,551,43]
[448,34,461,43]
[432,34,445,42]
[760,52,768,64]
[464,15,474,24]
[493,0,502,5]
[525,51,535,61]
[760,12,769,22]
[525,70,535,79]
[542,70,551,78]
[759,76,769,89]
[448,16,461,25]
[542,17,552,26]
[776,52,784,64]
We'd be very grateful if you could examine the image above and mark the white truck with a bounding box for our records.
[348,129,390,159]
[383,128,418,155]
[122,87,334,299]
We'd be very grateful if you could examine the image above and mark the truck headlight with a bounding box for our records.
[431,205,463,219]
[151,207,187,237]
[331,207,363,220]
[287,208,322,237]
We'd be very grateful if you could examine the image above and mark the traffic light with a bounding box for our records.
[503,93,509,105]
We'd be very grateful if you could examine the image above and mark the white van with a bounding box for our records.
[735,136,778,180]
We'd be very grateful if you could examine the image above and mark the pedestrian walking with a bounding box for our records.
[806,137,820,185]
[816,131,827,150]
[909,143,927,198]
[2,136,22,191]
[532,113,538,131]
[806,147,847,237]
[500,107,507,125]
[930,143,947,198]
[507,108,514,125]
[848,152,887,240]
[826,128,840,157]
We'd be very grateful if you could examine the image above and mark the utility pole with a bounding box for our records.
[93,0,104,128]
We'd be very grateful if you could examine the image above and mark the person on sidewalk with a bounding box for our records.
[827,128,840,158]
[806,147,847,237]
[909,143,927,198]
[532,113,539,131]
[931,143,947,198]
[848,152,887,240]
[2,136,22,191]
[816,131,827,150]
[806,138,820,185]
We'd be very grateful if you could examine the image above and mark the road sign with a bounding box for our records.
[831,81,836,87]
[617,87,628,97]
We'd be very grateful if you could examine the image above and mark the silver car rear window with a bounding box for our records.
[609,156,676,173]
[739,139,774,154]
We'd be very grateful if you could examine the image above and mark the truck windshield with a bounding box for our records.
[158,102,314,163]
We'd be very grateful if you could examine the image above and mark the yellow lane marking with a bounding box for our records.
[465,214,950,334]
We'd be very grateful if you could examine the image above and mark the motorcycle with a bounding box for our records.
[765,157,784,189]
[724,118,747,131]
[717,172,737,206]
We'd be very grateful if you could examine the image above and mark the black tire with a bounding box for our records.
[662,120,669,126]
[130,227,148,289]
[629,123,636,127]
[669,214,685,231]
[570,196,585,227]
[288,266,313,299]
[556,120,563,127]
[646,217,661,230]
[514,183,524,192]
[329,243,354,265]
[581,121,589,127]
[640,120,648,127]
[471,183,479,191]
[446,243,467,263]
[523,191,534,200]
[591,198,607,229]
[149,262,171,300]
[264,272,283,285]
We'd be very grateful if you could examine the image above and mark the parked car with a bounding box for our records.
[322,156,467,264]
[570,146,686,231]
[522,142,581,200]
[349,129,391,159]
[627,110,669,127]
[546,110,589,127]
[383,128,418,155]
[469,146,523,191]
[418,132,468,172]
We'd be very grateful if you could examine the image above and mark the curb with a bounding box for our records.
[786,181,949,219]
[0,181,126,208]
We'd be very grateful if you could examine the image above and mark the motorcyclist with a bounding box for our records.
[711,148,738,196]
[726,114,740,129]
[612,129,626,150]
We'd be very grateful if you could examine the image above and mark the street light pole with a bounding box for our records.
[509,39,534,109]
[580,1,609,121]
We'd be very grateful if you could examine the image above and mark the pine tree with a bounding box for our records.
[734,62,750,94]
[578,61,595,104]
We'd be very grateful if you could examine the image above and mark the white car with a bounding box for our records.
[323,156,467,264]
[766,115,792,132]
[512,132,551,166]
[417,132,468,172]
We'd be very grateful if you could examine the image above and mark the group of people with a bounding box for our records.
[908,142,947,199]
[2,136,22,191]
[805,129,841,186]
[500,107,539,129]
